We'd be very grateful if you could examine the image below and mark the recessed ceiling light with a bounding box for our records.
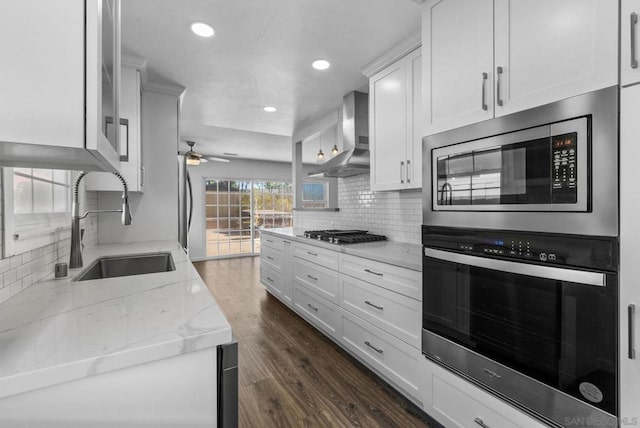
[312,60,330,70]
[263,106,277,112]
[191,22,214,37]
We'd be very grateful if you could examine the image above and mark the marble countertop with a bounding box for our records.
[261,228,422,271]
[0,241,232,399]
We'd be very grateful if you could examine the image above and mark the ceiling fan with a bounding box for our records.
[180,141,230,165]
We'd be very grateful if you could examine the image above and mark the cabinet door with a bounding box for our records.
[494,0,618,116]
[0,0,85,149]
[422,0,494,136]
[406,51,423,190]
[620,85,640,426]
[370,60,409,191]
[622,0,640,87]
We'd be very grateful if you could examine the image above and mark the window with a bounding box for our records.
[302,182,327,208]
[1,168,72,257]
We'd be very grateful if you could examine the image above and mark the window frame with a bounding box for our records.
[1,168,73,258]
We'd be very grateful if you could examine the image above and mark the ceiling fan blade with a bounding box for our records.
[204,156,230,163]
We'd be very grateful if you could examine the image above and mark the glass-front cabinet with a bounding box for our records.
[0,0,121,172]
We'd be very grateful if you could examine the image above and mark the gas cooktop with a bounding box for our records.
[303,230,387,245]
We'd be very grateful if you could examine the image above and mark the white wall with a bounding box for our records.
[97,90,179,244]
[187,159,291,261]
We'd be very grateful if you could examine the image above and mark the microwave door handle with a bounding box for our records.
[423,248,606,287]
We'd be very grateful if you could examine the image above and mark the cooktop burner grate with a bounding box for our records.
[303,230,387,244]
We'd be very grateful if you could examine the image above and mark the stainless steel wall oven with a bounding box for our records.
[421,87,620,428]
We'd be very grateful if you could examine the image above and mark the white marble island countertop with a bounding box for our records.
[0,241,232,399]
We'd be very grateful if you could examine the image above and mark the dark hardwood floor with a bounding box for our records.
[194,257,431,428]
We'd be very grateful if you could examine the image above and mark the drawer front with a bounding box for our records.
[425,361,546,428]
[293,257,339,304]
[340,309,421,402]
[261,246,284,273]
[261,264,283,297]
[340,274,421,349]
[261,234,285,251]
[340,253,421,300]
[294,285,340,340]
[294,241,340,271]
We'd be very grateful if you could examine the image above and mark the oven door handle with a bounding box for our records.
[424,248,606,287]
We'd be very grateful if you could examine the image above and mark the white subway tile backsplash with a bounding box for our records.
[0,174,99,304]
[294,174,423,244]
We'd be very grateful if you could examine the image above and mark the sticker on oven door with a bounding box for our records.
[579,382,603,403]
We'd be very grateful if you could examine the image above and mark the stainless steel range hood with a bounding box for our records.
[309,91,369,178]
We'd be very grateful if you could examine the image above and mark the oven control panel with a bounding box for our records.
[425,225,617,271]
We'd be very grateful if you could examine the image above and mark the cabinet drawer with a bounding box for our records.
[261,246,284,273]
[340,253,421,300]
[340,309,421,402]
[261,234,286,251]
[425,360,546,428]
[340,274,421,349]
[294,242,340,271]
[261,264,283,298]
[293,258,339,304]
[293,285,340,340]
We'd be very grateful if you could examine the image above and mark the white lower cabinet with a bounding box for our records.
[293,285,340,341]
[293,257,340,304]
[260,234,293,307]
[340,273,421,349]
[422,358,547,428]
[341,309,422,404]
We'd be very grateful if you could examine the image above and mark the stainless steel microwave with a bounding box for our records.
[423,86,619,237]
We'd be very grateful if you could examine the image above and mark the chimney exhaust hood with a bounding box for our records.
[308,91,369,178]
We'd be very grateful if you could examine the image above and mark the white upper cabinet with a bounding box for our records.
[493,0,618,117]
[422,0,618,136]
[0,0,121,172]
[622,0,640,87]
[368,47,423,191]
[422,0,494,135]
[86,60,144,192]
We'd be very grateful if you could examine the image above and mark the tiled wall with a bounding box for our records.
[294,174,423,244]
[0,174,98,304]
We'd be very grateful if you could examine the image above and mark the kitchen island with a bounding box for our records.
[0,241,233,427]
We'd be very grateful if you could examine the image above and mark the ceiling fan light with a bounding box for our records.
[186,153,201,165]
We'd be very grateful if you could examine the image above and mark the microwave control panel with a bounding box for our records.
[551,132,578,203]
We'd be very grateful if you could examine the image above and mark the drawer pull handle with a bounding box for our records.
[364,268,383,277]
[283,240,291,244]
[307,303,318,312]
[365,300,384,310]
[267,239,274,243]
[307,251,318,257]
[307,274,318,281]
[630,304,636,359]
[365,341,383,354]
[267,256,274,260]
[474,417,490,428]
[266,277,273,283]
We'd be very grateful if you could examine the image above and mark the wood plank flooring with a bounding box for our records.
[194,257,432,428]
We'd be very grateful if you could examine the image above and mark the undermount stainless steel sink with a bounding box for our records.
[74,252,175,281]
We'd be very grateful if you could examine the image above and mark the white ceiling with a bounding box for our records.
[121,0,421,162]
